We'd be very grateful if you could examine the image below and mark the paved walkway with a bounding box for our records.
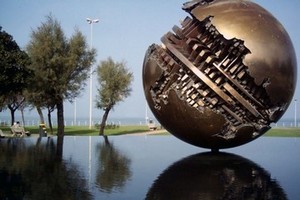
[0,129,168,138]
[125,129,168,136]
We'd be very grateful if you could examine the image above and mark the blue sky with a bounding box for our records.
[0,0,299,122]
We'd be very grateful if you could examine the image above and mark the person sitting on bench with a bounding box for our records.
[0,129,5,138]
[11,121,30,137]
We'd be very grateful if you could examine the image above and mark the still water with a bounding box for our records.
[0,135,299,200]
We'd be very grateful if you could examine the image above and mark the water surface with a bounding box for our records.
[0,135,299,199]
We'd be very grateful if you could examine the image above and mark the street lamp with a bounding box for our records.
[86,17,99,129]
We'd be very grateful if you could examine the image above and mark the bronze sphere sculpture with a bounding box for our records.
[142,0,297,150]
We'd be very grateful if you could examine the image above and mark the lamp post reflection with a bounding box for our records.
[88,136,92,191]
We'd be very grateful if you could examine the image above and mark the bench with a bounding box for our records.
[148,120,157,131]
[0,129,5,138]
[11,126,30,137]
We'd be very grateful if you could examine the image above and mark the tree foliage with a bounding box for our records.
[26,15,96,136]
[0,27,31,124]
[96,57,133,135]
[0,27,31,97]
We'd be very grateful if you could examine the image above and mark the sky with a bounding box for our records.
[0,0,299,123]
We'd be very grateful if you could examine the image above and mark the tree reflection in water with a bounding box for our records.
[0,137,91,200]
[146,152,287,200]
[95,136,132,193]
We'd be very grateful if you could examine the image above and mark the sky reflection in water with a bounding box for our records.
[0,135,299,200]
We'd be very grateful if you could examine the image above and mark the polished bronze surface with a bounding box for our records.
[143,0,297,149]
[146,152,287,199]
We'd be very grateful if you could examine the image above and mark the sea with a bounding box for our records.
[0,114,299,128]
[0,115,151,127]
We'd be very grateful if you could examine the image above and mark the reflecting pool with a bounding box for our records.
[0,135,299,199]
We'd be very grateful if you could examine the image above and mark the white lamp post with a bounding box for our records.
[295,99,297,127]
[145,102,150,125]
[74,99,77,126]
[86,18,99,129]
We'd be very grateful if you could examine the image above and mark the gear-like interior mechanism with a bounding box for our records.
[148,15,275,139]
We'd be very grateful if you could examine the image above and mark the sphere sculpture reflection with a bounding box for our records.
[146,153,287,199]
[142,0,297,149]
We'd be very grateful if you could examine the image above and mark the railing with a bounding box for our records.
[0,119,147,127]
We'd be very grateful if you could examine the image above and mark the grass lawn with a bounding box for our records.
[0,125,150,136]
[1,125,300,137]
[264,127,300,137]
[62,126,150,136]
